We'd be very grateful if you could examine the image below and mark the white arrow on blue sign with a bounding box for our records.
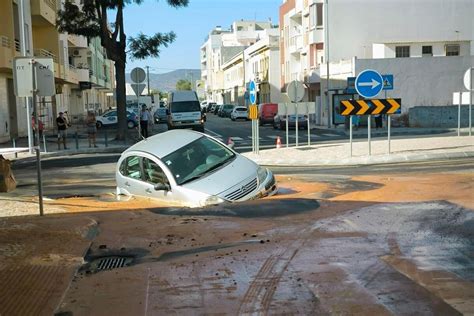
[355,69,384,98]
[249,80,257,104]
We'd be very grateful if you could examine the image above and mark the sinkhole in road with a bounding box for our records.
[149,198,320,218]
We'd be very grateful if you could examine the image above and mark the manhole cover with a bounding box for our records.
[90,256,133,271]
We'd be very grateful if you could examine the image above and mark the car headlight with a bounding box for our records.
[203,195,225,206]
[257,166,268,184]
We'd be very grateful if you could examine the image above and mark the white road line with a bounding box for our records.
[231,137,244,141]
[204,128,223,138]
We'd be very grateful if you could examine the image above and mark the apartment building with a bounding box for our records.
[280,0,473,126]
[0,0,115,143]
[200,21,274,104]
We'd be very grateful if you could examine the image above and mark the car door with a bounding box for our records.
[104,111,118,125]
[117,155,146,196]
[141,157,173,202]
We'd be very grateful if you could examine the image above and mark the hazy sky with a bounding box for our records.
[123,0,281,73]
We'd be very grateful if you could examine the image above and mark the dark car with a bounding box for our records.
[154,107,167,124]
[273,114,308,130]
[218,104,235,117]
[214,104,223,115]
[207,102,217,112]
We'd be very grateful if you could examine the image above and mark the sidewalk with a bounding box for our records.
[311,125,470,137]
[243,135,474,166]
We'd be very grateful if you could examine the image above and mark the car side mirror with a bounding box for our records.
[154,183,170,191]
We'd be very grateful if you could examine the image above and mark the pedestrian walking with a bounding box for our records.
[56,112,68,149]
[86,111,98,148]
[31,113,44,146]
[140,105,153,138]
[375,114,383,129]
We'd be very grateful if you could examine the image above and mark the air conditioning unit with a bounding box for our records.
[73,49,81,56]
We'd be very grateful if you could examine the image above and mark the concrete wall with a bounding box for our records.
[410,105,474,128]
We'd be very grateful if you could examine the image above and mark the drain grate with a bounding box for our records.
[94,256,132,271]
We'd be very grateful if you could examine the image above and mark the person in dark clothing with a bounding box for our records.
[56,112,68,149]
[374,114,383,129]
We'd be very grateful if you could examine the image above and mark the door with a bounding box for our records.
[7,79,18,139]
[142,157,171,201]
[118,155,146,196]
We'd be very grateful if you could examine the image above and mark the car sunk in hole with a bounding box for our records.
[116,129,277,207]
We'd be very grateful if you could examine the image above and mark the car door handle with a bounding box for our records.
[125,181,131,187]
[145,188,152,194]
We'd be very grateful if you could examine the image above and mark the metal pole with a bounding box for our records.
[19,0,34,154]
[295,103,299,147]
[251,119,254,153]
[285,104,289,148]
[138,92,141,139]
[32,59,44,216]
[325,0,330,128]
[256,118,259,155]
[307,104,310,146]
[349,115,353,157]
[458,92,461,137]
[42,133,47,153]
[470,67,472,136]
[388,115,391,154]
[368,115,371,156]
[75,131,79,150]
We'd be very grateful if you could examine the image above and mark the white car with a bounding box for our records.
[116,130,277,207]
[96,110,138,129]
[230,106,249,121]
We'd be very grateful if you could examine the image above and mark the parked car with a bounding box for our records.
[230,106,249,121]
[258,103,278,126]
[116,130,277,208]
[218,104,235,117]
[207,102,217,113]
[273,114,308,130]
[214,104,223,115]
[200,101,208,112]
[154,107,168,124]
[96,110,138,129]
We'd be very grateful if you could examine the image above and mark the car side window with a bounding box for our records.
[143,158,169,185]
[123,156,142,180]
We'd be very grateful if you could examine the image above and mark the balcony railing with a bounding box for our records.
[34,49,58,62]
[14,39,20,52]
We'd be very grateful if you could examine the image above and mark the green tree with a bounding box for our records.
[57,0,188,139]
[176,79,192,91]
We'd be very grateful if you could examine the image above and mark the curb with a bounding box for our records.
[244,151,474,167]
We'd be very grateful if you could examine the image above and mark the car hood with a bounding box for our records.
[182,155,257,196]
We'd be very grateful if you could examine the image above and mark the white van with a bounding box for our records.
[167,90,204,132]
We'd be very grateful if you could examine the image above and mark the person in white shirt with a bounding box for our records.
[140,105,153,138]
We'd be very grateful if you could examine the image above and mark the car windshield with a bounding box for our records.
[162,136,236,185]
[170,101,201,113]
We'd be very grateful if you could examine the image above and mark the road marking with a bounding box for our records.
[231,137,244,141]
[204,128,223,138]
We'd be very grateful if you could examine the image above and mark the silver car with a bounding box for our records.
[116,130,277,207]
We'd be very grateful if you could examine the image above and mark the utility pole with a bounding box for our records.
[325,0,330,128]
[146,66,150,95]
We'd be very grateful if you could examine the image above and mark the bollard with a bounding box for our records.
[43,133,47,153]
[104,129,108,148]
[12,139,18,158]
[75,131,79,150]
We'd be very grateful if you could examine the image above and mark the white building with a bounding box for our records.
[200,21,275,104]
[280,0,473,126]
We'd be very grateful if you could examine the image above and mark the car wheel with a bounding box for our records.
[127,120,135,129]
[96,121,102,128]
[231,117,235,121]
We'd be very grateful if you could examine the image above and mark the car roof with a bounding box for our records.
[124,129,203,158]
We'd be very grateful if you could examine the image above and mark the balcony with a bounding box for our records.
[76,68,90,82]
[309,29,324,45]
[66,64,79,84]
[289,35,303,55]
[68,34,88,48]
[0,36,14,71]
[31,0,57,26]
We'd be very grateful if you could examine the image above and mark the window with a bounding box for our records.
[143,158,169,185]
[446,44,460,56]
[316,3,323,27]
[121,156,142,180]
[395,46,410,58]
[310,4,317,28]
[422,45,433,56]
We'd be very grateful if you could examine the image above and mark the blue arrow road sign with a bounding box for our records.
[382,74,394,90]
[249,80,257,104]
[355,69,383,98]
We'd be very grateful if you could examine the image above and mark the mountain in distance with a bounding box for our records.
[126,69,201,92]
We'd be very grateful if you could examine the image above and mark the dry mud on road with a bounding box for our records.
[0,171,473,315]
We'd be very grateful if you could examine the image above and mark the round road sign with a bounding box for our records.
[249,80,257,104]
[464,67,473,91]
[287,80,305,103]
[355,69,383,99]
[131,67,146,83]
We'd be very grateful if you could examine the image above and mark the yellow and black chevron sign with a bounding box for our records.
[249,105,259,120]
[339,99,401,116]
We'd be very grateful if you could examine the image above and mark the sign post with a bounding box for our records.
[131,67,146,139]
[248,80,259,154]
[13,57,55,216]
[287,80,305,147]
[464,67,473,136]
